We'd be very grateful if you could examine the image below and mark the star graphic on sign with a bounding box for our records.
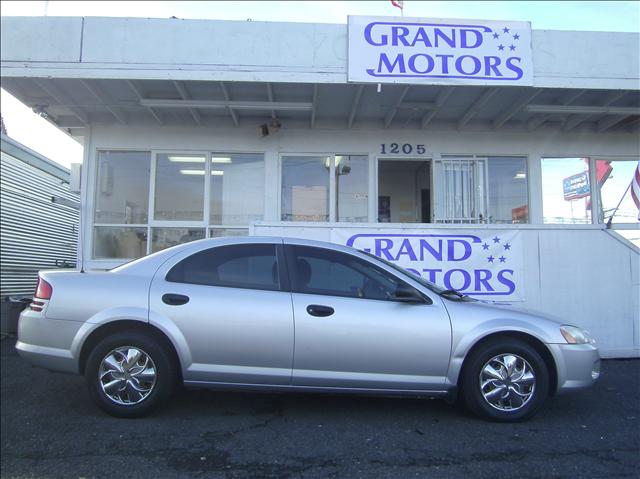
[498,44,505,51]
[503,243,511,250]
[482,243,490,250]
[513,33,520,40]
[492,32,500,39]
[503,27,510,33]
[493,236,501,243]
[499,256,507,263]
[509,44,516,51]
[487,255,495,263]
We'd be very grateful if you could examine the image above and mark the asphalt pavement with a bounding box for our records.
[1,338,638,479]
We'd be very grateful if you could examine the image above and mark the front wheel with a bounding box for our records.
[85,332,176,418]
[461,339,550,422]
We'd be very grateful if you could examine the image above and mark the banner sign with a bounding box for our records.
[348,16,533,86]
[563,171,590,201]
[331,229,525,301]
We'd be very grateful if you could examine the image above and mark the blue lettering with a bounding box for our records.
[408,53,435,74]
[474,269,495,291]
[409,28,432,47]
[422,268,442,283]
[377,53,406,74]
[395,239,418,261]
[364,23,387,46]
[444,269,472,290]
[460,29,483,48]
[447,239,472,261]
[505,57,524,79]
[484,56,503,76]
[391,26,411,46]
[419,239,443,261]
[497,269,516,294]
[455,55,482,75]
[375,238,395,260]
[434,28,456,48]
[437,54,454,74]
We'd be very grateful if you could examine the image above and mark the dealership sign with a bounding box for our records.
[348,16,533,85]
[331,230,525,301]
[563,171,590,201]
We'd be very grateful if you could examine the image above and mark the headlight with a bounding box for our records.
[560,325,595,344]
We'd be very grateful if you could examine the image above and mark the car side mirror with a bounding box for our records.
[393,284,425,303]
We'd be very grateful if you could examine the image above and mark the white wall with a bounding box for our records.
[2,16,638,89]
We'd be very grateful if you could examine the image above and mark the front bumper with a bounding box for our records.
[548,343,601,393]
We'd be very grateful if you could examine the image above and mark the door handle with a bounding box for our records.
[162,293,190,306]
[306,304,334,317]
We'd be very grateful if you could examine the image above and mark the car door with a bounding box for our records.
[149,240,294,385]
[285,242,452,391]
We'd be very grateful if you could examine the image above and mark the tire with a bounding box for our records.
[85,331,177,418]
[461,338,550,422]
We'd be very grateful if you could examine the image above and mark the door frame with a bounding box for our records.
[375,157,434,224]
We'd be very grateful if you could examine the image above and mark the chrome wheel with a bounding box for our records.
[479,354,536,411]
[98,346,157,406]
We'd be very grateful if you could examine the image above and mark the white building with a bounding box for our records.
[1,15,638,357]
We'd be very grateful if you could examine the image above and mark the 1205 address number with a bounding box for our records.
[380,143,426,155]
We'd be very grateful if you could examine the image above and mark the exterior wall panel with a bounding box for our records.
[0,150,78,298]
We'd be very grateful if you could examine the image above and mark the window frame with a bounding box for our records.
[91,149,266,259]
[165,243,289,293]
[283,244,430,303]
[278,152,371,223]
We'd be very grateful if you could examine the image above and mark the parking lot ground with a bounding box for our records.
[1,337,639,479]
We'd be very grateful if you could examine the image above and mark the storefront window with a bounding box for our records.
[95,151,150,224]
[209,228,249,237]
[542,157,592,224]
[336,155,368,222]
[433,156,528,224]
[210,153,264,225]
[487,156,529,224]
[154,153,205,221]
[151,228,205,253]
[281,156,330,221]
[93,227,147,259]
[597,159,639,225]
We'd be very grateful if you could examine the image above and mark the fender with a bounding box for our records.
[445,318,558,387]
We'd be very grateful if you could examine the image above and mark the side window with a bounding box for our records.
[166,244,280,291]
[288,245,403,301]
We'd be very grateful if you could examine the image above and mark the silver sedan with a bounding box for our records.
[16,237,600,421]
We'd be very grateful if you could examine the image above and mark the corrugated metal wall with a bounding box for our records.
[0,152,79,298]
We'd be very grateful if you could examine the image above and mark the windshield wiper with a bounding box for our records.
[439,289,466,298]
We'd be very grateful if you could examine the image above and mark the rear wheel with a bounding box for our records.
[85,331,176,418]
[461,338,550,422]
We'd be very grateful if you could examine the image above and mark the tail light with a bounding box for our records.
[31,278,52,311]
[35,278,53,299]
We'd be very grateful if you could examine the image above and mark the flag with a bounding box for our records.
[631,160,640,220]
[391,1,404,11]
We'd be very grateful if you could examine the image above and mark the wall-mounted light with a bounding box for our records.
[514,172,527,179]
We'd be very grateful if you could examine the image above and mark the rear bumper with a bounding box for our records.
[549,343,601,393]
[15,341,78,374]
[16,310,81,374]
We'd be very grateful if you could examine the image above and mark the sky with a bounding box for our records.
[1,0,639,168]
